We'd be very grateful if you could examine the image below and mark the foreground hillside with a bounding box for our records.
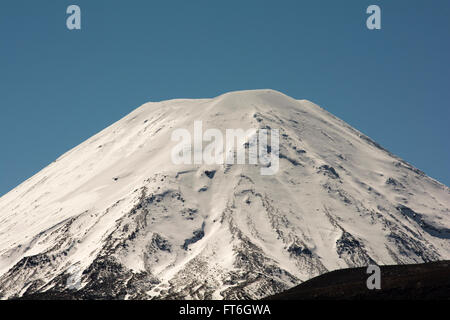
[267,260,450,300]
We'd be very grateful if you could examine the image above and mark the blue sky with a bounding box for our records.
[0,0,449,196]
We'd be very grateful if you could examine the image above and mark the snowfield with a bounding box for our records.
[0,89,449,299]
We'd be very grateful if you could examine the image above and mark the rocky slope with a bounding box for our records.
[0,89,449,299]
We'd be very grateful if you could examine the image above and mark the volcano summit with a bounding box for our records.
[0,90,449,299]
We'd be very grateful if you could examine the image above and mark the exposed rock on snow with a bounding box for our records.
[0,89,449,299]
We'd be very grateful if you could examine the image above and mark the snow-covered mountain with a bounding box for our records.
[0,89,449,299]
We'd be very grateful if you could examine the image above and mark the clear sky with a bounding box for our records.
[0,0,449,196]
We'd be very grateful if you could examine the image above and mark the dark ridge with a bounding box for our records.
[397,205,450,239]
[14,256,159,300]
[204,170,216,179]
[318,165,340,179]
[279,153,301,166]
[265,260,450,300]
[182,222,206,250]
[386,177,404,188]
[288,244,312,256]
[151,234,171,252]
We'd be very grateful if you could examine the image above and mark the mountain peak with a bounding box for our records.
[0,90,449,299]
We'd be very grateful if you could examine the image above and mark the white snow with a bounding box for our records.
[0,89,449,299]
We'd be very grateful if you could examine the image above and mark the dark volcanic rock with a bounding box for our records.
[266,260,450,300]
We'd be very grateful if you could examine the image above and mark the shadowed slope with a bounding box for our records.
[267,260,450,300]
